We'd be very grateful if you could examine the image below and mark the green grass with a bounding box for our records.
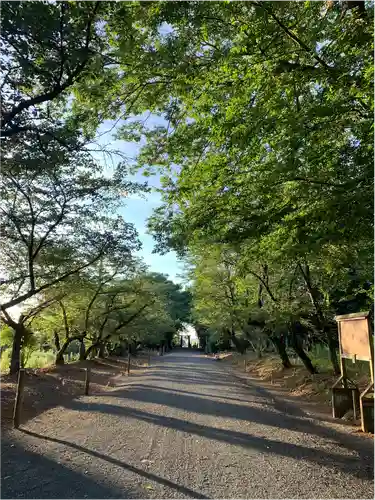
[0,348,80,373]
[0,350,11,373]
[289,344,371,380]
[25,350,55,369]
[288,344,334,371]
[309,345,334,371]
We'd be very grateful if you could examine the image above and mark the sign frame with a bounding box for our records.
[333,311,374,432]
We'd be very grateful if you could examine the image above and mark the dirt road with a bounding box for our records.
[1,351,374,498]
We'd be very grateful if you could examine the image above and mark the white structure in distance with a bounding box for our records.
[178,323,199,348]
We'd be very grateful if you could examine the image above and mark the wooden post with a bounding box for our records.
[84,367,90,395]
[127,349,131,376]
[243,358,247,372]
[337,322,348,388]
[13,369,26,429]
[367,316,374,384]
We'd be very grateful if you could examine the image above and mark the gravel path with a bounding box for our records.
[1,351,374,499]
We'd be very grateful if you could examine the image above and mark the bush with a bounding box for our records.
[63,352,80,363]
[0,348,56,373]
[0,349,11,373]
[26,350,55,369]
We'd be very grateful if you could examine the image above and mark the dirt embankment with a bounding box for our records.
[1,354,150,429]
[209,352,372,429]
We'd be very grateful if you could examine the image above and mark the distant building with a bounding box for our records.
[178,323,200,348]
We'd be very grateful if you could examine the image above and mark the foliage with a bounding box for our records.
[0,1,183,146]
[0,1,191,372]
[0,348,56,373]
[1,1,372,375]
[0,133,146,310]
[109,1,373,372]
[28,270,190,362]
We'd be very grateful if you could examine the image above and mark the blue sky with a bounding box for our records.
[95,118,185,284]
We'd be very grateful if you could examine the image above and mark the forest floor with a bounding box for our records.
[1,350,374,499]
[216,352,335,413]
[1,353,150,429]
[216,351,372,426]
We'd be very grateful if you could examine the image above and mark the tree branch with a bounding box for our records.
[114,301,153,333]
[58,300,70,339]
[0,248,105,312]
[1,2,100,130]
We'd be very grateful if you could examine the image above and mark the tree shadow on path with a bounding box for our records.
[18,429,210,499]
[1,438,131,499]
[63,399,374,482]
[115,383,266,406]
[106,383,373,458]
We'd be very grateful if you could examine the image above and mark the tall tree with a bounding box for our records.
[0,138,144,373]
[111,1,373,373]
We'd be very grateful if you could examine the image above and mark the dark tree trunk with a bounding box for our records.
[325,329,340,375]
[229,330,246,354]
[56,336,84,364]
[10,327,23,375]
[79,340,86,361]
[53,331,61,352]
[55,336,69,365]
[297,262,338,375]
[84,342,99,359]
[55,347,65,365]
[289,328,317,374]
[180,336,183,348]
[84,344,97,360]
[98,343,106,358]
[271,335,292,368]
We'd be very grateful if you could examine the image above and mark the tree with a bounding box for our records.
[30,270,187,365]
[141,272,192,347]
[188,243,297,367]
[0,1,179,147]
[103,272,192,354]
[110,1,373,373]
[0,137,144,373]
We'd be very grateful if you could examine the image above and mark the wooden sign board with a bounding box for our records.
[335,312,373,362]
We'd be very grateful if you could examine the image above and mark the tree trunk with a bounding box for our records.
[326,329,340,375]
[84,344,97,360]
[55,335,68,365]
[55,337,78,365]
[53,331,61,352]
[271,335,292,368]
[9,326,24,375]
[55,348,65,365]
[79,339,86,361]
[297,261,338,374]
[229,330,246,354]
[98,343,106,358]
[289,330,317,374]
